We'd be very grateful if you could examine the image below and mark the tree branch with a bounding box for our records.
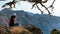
[40,3,51,15]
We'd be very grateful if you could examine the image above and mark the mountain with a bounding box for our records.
[0,8,60,34]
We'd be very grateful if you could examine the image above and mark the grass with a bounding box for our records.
[0,26,32,34]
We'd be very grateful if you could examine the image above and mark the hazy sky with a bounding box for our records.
[0,0,60,16]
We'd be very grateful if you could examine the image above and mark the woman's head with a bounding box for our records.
[12,15,16,20]
[9,15,17,23]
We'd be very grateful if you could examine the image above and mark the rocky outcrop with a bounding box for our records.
[25,24,43,34]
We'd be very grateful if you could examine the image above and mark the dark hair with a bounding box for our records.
[9,15,16,27]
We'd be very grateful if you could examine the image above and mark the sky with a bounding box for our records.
[0,0,60,16]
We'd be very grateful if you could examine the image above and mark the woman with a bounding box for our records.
[9,13,19,27]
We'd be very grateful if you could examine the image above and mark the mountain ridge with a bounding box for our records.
[0,8,60,34]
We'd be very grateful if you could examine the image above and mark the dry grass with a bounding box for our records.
[0,26,32,34]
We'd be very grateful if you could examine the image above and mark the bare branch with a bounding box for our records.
[36,4,43,14]
[31,3,43,14]
[48,0,55,12]
[31,3,36,9]
[40,3,52,15]
[2,0,17,8]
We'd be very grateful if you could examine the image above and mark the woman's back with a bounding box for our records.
[9,14,19,27]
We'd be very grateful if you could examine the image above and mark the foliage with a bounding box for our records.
[50,29,60,34]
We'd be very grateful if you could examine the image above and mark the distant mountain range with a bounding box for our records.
[0,8,60,34]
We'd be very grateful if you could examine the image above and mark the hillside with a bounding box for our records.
[0,26,32,34]
[0,8,60,34]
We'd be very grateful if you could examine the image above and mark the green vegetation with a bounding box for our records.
[50,29,60,34]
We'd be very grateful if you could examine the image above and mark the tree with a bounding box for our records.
[2,0,55,15]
